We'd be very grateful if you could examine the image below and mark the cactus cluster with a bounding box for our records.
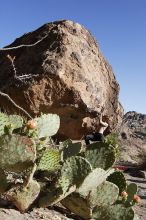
[0,111,140,219]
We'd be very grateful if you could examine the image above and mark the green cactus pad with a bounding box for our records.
[8,114,23,130]
[107,171,127,194]
[0,112,9,135]
[59,156,92,191]
[0,113,23,135]
[83,142,116,170]
[39,185,76,207]
[6,179,40,212]
[77,168,114,197]
[0,134,36,172]
[37,149,61,173]
[89,181,119,206]
[126,183,138,203]
[34,114,60,138]
[62,193,92,219]
[59,176,71,194]
[61,141,82,160]
[92,204,135,220]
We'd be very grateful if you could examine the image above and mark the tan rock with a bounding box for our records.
[0,20,123,140]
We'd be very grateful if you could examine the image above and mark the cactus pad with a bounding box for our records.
[84,142,116,170]
[37,149,61,173]
[59,156,92,191]
[107,171,127,194]
[126,183,138,203]
[0,134,36,172]
[0,112,9,135]
[62,193,92,219]
[77,168,114,197]
[61,141,82,160]
[92,204,135,220]
[8,114,23,130]
[34,114,60,138]
[89,181,119,206]
[39,185,76,207]
[0,113,23,135]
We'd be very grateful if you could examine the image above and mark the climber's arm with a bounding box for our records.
[99,113,108,127]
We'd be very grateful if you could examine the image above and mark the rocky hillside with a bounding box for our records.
[118,111,146,165]
[0,20,123,140]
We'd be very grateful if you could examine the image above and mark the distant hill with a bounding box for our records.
[118,111,146,165]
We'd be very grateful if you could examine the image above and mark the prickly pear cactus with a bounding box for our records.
[0,112,9,135]
[39,156,92,208]
[107,171,127,194]
[92,204,135,220]
[62,181,119,219]
[89,181,119,206]
[105,133,120,158]
[39,185,76,208]
[61,141,82,160]
[126,183,138,203]
[62,192,92,219]
[36,136,53,152]
[37,149,61,174]
[59,176,72,194]
[0,112,23,135]
[0,111,139,219]
[34,114,60,138]
[8,114,23,130]
[39,187,62,208]
[0,134,36,172]
[83,142,116,170]
[59,156,92,190]
[77,168,114,197]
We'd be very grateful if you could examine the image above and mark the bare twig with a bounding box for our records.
[7,54,17,78]
[7,54,37,81]
[0,34,48,51]
[0,91,32,119]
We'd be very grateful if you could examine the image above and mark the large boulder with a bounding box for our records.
[0,20,123,140]
[118,111,146,165]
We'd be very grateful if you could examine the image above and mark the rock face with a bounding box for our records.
[0,20,123,139]
[118,111,146,164]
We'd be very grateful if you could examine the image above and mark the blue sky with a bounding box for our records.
[0,0,146,114]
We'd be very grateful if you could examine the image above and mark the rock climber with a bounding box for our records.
[84,112,109,145]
